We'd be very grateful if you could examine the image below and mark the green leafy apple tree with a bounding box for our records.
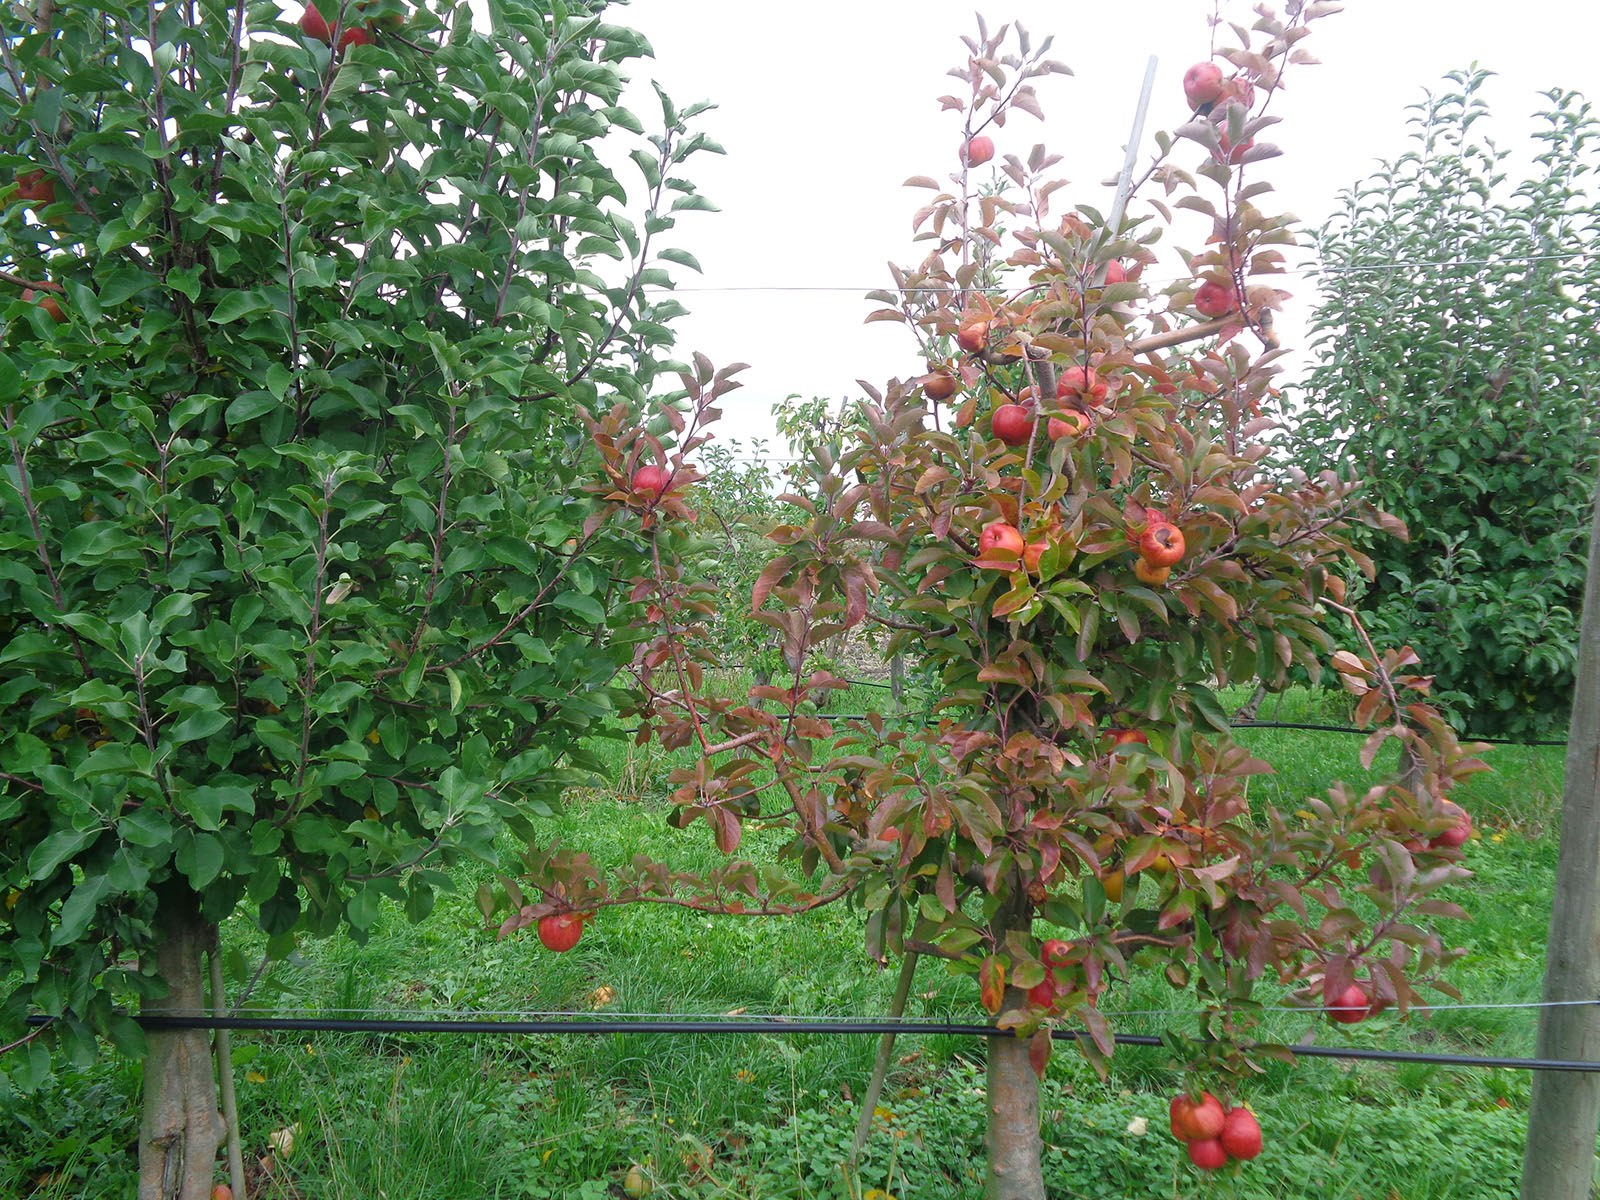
[0,0,723,1193]
[504,8,1486,1200]
[1284,67,1600,739]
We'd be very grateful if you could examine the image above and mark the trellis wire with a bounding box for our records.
[23,1011,1600,1073]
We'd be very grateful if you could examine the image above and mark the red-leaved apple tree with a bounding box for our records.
[500,8,1484,1199]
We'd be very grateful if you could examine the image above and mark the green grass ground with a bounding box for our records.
[2,687,1576,1199]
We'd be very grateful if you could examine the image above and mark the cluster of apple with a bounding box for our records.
[6,171,69,323]
[299,0,396,49]
[1170,1090,1262,1170]
[1181,59,1257,163]
[1024,939,1081,1013]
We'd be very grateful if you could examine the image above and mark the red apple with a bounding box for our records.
[1214,130,1255,164]
[300,2,334,41]
[211,1186,234,1200]
[537,912,583,952]
[1170,1091,1226,1142]
[1193,280,1237,318]
[1183,62,1225,110]
[300,2,372,47]
[1026,976,1058,1010]
[1111,729,1148,748]
[1134,559,1171,587]
[1139,521,1185,568]
[1040,938,1074,967]
[1326,982,1371,1025]
[956,321,988,354]
[1058,365,1107,403]
[991,403,1034,446]
[978,521,1026,560]
[21,288,66,324]
[1219,1107,1262,1160]
[631,464,673,500]
[1047,412,1090,439]
[1186,1138,1228,1170]
[1102,260,1127,285]
[960,135,995,167]
[1023,540,1046,573]
[923,370,958,401]
[1430,800,1473,848]
[13,169,55,207]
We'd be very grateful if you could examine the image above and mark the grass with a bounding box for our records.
[0,686,1577,1200]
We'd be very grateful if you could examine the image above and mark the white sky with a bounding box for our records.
[613,0,1600,455]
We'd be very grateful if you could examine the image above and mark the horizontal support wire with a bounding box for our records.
[636,249,1594,294]
[22,1011,1600,1072]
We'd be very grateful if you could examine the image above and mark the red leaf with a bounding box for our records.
[1028,1028,1053,1079]
[979,955,1006,1015]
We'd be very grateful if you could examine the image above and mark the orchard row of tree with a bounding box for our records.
[0,1,1585,1199]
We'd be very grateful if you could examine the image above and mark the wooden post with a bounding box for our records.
[1521,458,1600,1200]
[210,943,248,1200]
[849,951,920,1165]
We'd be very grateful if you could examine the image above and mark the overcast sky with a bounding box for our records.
[607,0,1600,456]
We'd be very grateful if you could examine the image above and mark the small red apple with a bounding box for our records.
[537,912,584,952]
[1102,260,1127,285]
[956,321,988,354]
[1057,365,1107,404]
[1040,938,1074,967]
[21,288,66,324]
[300,2,334,40]
[1047,412,1090,439]
[1326,982,1371,1025]
[1183,62,1225,110]
[1170,1090,1226,1142]
[960,135,995,167]
[1430,800,1473,848]
[631,464,673,500]
[1023,540,1046,573]
[978,521,1026,560]
[13,169,56,207]
[990,403,1034,446]
[1139,521,1185,568]
[1186,1138,1228,1170]
[300,2,372,47]
[1026,976,1058,1010]
[1134,558,1171,587]
[923,370,957,401]
[1193,280,1237,319]
[1219,1107,1262,1160]
[1111,729,1148,748]
[211,1185,234,1200]
[1213,130,1255,164]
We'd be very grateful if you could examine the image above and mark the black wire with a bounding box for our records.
[26,1012,1600,1072]
[1230,719,1567,748]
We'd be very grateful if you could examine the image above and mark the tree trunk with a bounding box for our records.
[139,882,224,1200]
[984,894,1046,1200]
[1521,460,1600,1200]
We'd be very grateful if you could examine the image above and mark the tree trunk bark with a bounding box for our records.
[984,893,1046,1200]
[1521,461,1600,1200]
[984,1017,1046,1200]
[139,882,224,1200]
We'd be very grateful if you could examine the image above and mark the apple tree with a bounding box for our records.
[1284,67,1600,739]
[0,0,722,1193]
[504,9,1485,1200]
